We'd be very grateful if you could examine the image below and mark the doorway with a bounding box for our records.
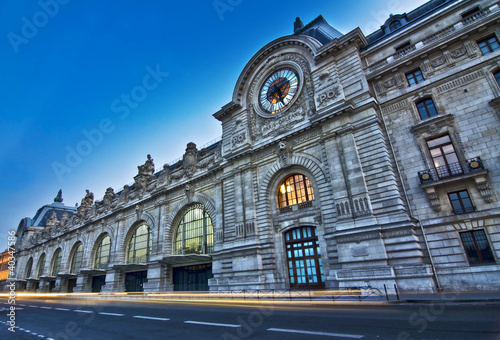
[173,264,212,291]
[285,226,325,289]
[91,275,106,293]
[125,271,148,292]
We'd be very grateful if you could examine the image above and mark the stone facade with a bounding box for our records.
[13,0,500,293]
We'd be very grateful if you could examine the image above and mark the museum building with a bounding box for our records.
[13,0,500,293]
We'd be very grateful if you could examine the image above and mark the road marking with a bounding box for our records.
[267,328,364,338]
[19,304,26,306]
[185,320,240,328]
[98,312,125,317]
[28,305,38,308]
[74,309,94,313]
[133,315,170,321]
[55,308,71,311]
[40,306,53,310]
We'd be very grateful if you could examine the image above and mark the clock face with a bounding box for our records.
[259,68,299,114]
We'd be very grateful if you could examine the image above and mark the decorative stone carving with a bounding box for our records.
[118,185,130,206]
[474,175,493,203]
[178,143,197,178]
[247,53,315,141]
[450,45,466,59]
[315,68,342,108]
[464,40,477,58]
[383,77,397,89]
[135,204,143,221]
[46,211,59,227]
[185,184,195,202]
[277,141,293,168]
[96,187,117,214]
[77,190,94,219]
[138,154,155,175]
[430,55,446,68]
[59,212,69,230]
[157,164,171,187]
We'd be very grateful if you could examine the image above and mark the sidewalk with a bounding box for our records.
[395,290,500,304]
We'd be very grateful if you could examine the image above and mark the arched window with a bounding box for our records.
[278,174,315,208]
[127,222,152,264]
[416,98,438,120]
[174,204,214,255]
[25,258,33,278]
[37,254,46,278]
[94,235,111,269]
[70,243,83,274]
[389,20,401,31]
[52,249,62,276]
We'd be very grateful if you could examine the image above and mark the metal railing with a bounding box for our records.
[418,157,485,184]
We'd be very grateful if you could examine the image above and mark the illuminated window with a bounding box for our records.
[37,253,46,278]
[389,20,401,31]
[70,243,83,274]
[460,230,495,265]
[52,249,62,276]
[278,174,315,208]
[94,235,111,269]
[406,69,424,87]
[25,258,33,278]
[478,35,500,55]
[175,204,214,255]
[416,98,438,120]
[448,190,474,214]
[127,222,152,264]
[427,135,462,178]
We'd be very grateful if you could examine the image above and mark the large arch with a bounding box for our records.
[91,232,112,270]
[257,154,333,290]
[166,193,217,254]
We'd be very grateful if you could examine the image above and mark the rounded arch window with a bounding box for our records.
[174,204,214,255]
[70,242,83,274]
[389,20,402,31]
[278,174,315,208]
[94,235,111,269]
[52,248,62,276]
[127,222,152,264]
[25,258,33,278]
[37,253,46,278]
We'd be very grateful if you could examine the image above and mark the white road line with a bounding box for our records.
[133,315,170,321]
[55,308,71,311]
[19,304,26,306]
[74,310,94,313]
[185,321,240,328]
[98,312,125,317]
[28,305,38,308]
[40,306,53,310]
[267,328,364,339]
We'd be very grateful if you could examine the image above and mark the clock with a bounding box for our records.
[259,67,299,114]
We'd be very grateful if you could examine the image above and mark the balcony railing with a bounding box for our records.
[418,157,485,184]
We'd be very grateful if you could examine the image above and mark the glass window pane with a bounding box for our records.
[174,205,214,255]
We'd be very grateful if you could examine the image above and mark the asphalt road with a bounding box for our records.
[1,297,499,339]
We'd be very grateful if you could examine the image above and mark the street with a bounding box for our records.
[1,296,499,339]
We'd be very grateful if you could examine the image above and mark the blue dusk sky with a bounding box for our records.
[0,0,428,250]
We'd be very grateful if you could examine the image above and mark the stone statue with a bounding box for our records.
[138,154,155,175]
